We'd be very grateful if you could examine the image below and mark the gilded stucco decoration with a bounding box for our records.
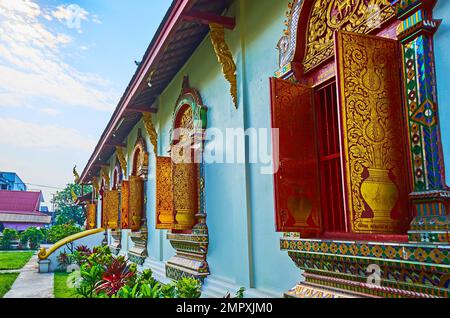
[115,146,127,176]
[142,112,158,155]
[336,31,410,234]
[209,23,237,108]
[276,0,396,73]
[303,0,395,72]
[132,131,149,179]
[165,79,210,281]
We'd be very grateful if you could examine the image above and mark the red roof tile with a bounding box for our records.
[0,190,45,216]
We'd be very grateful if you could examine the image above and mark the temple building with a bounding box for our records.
[78,0,450,297]
[0,190,51,231]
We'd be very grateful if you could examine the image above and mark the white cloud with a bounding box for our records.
[0,0,115,112]
[39,108,60,116]
[0,117,96,152]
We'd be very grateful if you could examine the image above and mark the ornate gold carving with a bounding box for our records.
[101,167,110,190]
[336,31,409,234]
[86,203,97,230]
[173,162,198,230]
[304,0,395,72]
[121,180,130,229]
[129,175,144,231]
[115,146,127,176]
[142,112,158,155]
[156,156,174,229]
[104,190,119,230]
[209,23,237,108]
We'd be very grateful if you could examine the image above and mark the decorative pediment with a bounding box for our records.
[132,129,149,179]
[277,0,396,74]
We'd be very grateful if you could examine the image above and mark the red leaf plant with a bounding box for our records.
[75,245,92,256]
[94,257,136,297]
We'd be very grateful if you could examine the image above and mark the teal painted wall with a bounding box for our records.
[146,0,299,294]
[434,0,450,186]
[103,0,298,294]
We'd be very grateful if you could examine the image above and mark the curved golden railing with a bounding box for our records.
[38,228,105,260]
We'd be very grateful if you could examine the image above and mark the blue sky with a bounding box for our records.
[0,0,171,205]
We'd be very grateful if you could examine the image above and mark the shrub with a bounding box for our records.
[60,245,203,299]
[0,229,18,250]
[47,224,81,244]
[21,227,44,250]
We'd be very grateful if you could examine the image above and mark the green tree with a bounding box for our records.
[0,229,18,250]
[52,183,90,227]
[21,227,44,250]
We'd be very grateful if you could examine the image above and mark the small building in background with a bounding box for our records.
[0,190,51,231]
[0,172,27,191]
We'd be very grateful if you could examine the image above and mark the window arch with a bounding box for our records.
[272,0,412,237]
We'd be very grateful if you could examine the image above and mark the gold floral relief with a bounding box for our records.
[129,175,144,231]
[336,31,409,234]
[156,156,174,229]
[172,161,198,230]
[104,190,119,230]
[121,180,130,229]
[86,203,97,230]
[304,0,395,72]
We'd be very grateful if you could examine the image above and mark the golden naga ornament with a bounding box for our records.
[142,112,158,155]
[115,146,127,176]
[209,23,238,108]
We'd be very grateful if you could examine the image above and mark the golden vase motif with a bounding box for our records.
[360,168,399,223]
[287,190,313,227]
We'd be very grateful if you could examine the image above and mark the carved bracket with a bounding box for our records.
[101,167,110,190]
[142,112,158,155]
[209,23,237,108]
[115,146,128,177]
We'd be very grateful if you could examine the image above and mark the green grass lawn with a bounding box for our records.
[54,272,78,298]
[0,273,19,297]
[0,251,34,270]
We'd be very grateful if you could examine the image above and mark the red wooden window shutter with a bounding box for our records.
[270,77,322,235]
